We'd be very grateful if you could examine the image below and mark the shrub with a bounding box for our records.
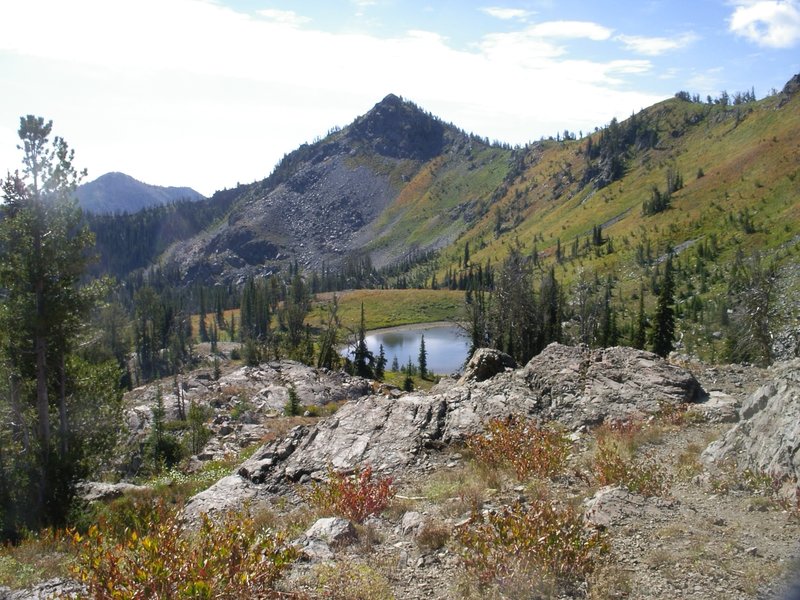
[467,416,571,481]
[303,464,394,523]
[592,437,666,496]
[416,520,451,551]
[741,469,800,515]
[304,562,393,599]
[655,401,705,426]
[457,498,607,592]
[71,506,298,598]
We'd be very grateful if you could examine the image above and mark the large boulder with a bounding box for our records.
[521,344,705,427]
[238,394,449,484]
[182,474,270,526]
[702,359,800,481]
[457,348,516,384]
[444,344,704,435]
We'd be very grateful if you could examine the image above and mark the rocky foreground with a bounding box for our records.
[3,344,799,599]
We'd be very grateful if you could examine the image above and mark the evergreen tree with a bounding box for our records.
[633,286,647,350]
[284,385,301,416]
[198,287,208,342]
[353,303,374,378]
[418,335,428,379]
[403,357,414,391]
[0,116,115,533]
[210,321,218,354]
[651,255,675,357]
[725,251,776,366]
[391,355,400,372]
[317,295,341,370]
[375,344,386,380]
[187,400,211,455]
[277,274,310,356]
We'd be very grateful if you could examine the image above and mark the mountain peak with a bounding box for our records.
[376,93,404,107]
[76,172,205,214]
[348,94,446,160]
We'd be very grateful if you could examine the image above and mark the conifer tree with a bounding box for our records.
[418,335,428,379]
[198,287,209,342]
[633,286,647,350]
[0,116,116,532]
[353,303,374,378]
[375,344,386,380]
[651,255,675,357]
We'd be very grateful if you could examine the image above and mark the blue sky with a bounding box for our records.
[1,0,798,196]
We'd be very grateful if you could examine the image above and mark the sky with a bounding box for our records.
[1,0,798,197]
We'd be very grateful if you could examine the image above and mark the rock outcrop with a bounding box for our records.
[702,359,800,481]
[456,348,516,384]
[118,360,373,474]
[184,344,705,523]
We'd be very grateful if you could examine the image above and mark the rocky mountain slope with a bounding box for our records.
[136,74,800,296]
[158,94,511,285]
[76,171,205,214]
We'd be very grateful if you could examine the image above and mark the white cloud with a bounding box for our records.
[527,20,613,40]
[0,0,663,195]
[481,7,532,21]
[729,0,800,48]
[616,32,699,55]
[256,9,311,27]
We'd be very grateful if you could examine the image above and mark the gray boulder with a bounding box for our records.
[457,348,516,384]
[79,481,149,503]
[702,359,800,481]
[399,510,426,536]
[584,485,673,528]
[302,517,357,546]
[182,474,269,526]
[521,344,704,428]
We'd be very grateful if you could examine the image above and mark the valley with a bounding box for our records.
[0,73,799,599]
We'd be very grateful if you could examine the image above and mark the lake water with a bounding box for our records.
[344,324,471,375]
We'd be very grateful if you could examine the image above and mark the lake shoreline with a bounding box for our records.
[365,320,467,335]
[341,322,471,375]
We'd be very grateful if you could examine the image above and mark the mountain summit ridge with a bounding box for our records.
[76,171,205,214]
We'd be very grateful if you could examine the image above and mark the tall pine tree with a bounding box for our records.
[0,116,115,534]
[651,255,675,358]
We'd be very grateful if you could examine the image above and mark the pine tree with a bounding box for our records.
[418,335,428,379]
[375,344,386,380]
[353,303,374,378]
[633,286,647,350]
[317,295,341,370]
[0,116,110,532]
[198,287,209,342]
[651,255,675,358]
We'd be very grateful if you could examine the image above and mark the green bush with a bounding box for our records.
[592,437,666,496]
[71,506,298,598]
[467,416,571,481]
[457,499,607,592]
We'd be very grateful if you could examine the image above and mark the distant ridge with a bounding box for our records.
[76,172,205,214]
